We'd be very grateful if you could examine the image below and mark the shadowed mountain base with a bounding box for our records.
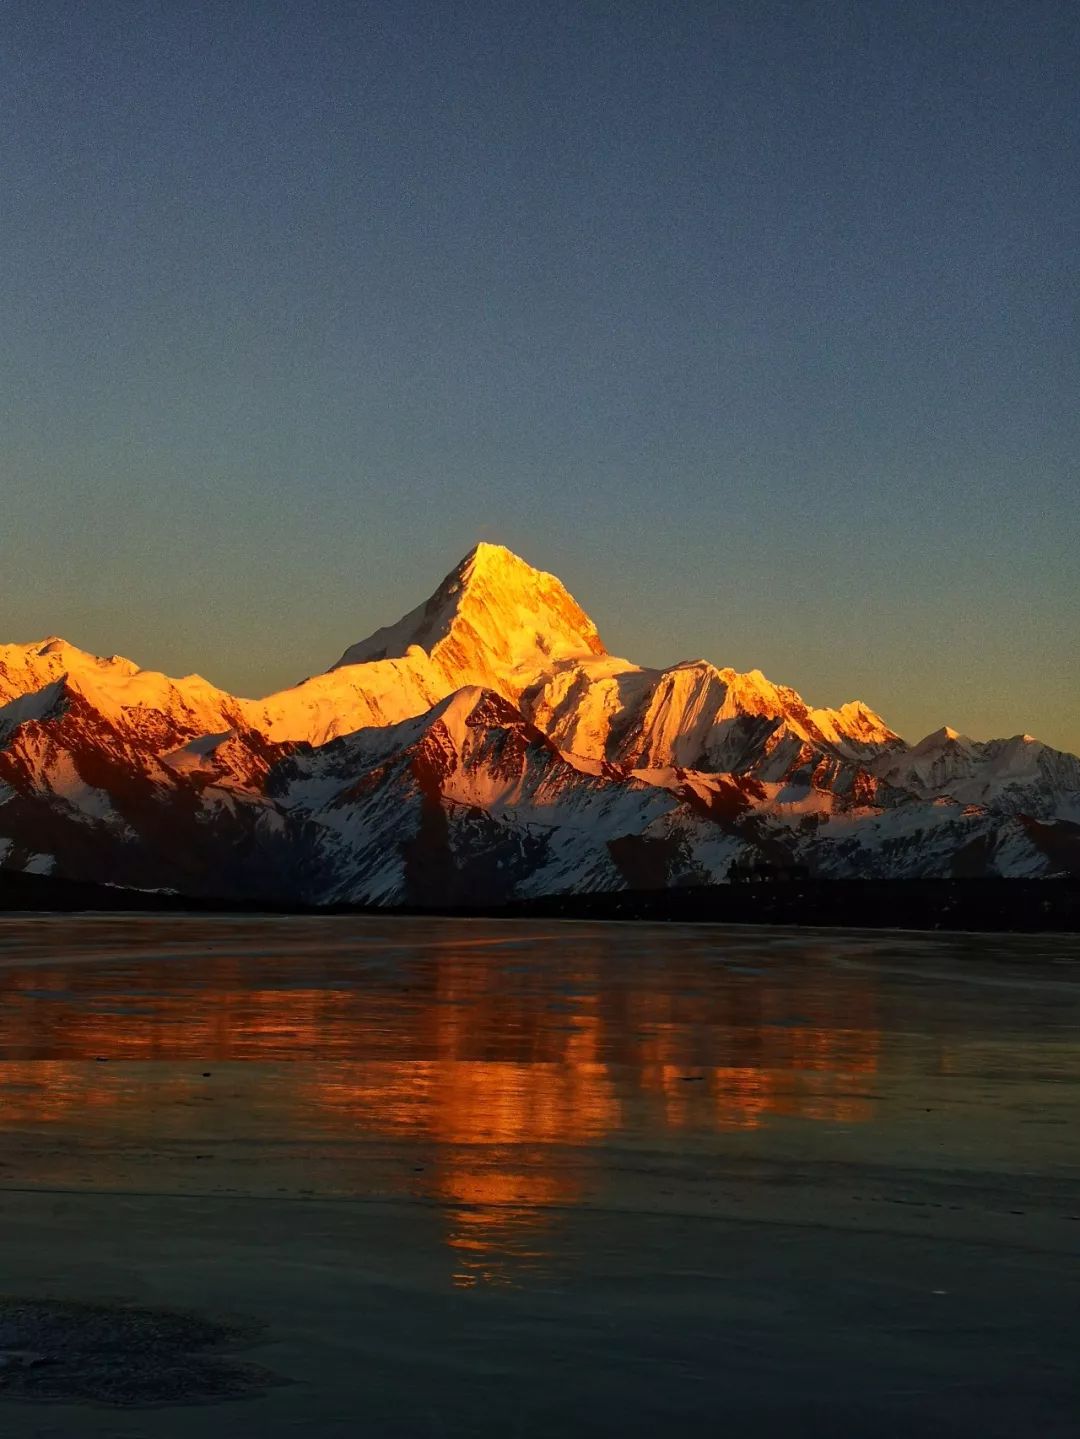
[1,869,1077,932]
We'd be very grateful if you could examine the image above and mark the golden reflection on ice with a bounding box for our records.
[0,918,883,1287]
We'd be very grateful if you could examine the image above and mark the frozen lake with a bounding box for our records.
[1,916,1078,1435]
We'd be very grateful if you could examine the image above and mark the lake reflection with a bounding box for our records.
[1,915,1073,1288]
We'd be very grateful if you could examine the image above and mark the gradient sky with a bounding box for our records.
[3,1,1077,751]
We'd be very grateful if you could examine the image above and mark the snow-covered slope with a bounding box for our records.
[0,641,287,895]
[1,543,1077,898]
[270,687,684,905]
[257,655,448,745]
[333,542,605,685]
[0,637,256,743]
[521,655,900,782]
[872,727,1080,822]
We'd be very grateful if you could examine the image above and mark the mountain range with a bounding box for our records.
[1,542,1078,905]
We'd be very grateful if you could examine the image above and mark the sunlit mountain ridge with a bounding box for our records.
[1,542,1078,899]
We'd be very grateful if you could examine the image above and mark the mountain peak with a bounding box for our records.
[461,540,520,568]
[330,543,606,694]
[911,724,971,754]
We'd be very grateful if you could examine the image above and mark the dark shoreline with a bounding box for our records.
[1,870,1078,933]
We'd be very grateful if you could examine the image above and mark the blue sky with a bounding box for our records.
[2,1,1077,748]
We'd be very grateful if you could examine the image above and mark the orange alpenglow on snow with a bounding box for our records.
[1,541,1078,902]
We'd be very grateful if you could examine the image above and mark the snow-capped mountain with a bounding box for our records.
[1,542,1077,902]
[333,542,605,686]
[871,726,1080,821]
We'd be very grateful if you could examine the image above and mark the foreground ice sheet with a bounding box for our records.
[0,916,1078,1436]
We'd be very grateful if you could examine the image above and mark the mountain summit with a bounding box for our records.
[332,542,606,692]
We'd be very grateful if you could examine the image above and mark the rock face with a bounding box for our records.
[1,544,1077,903]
